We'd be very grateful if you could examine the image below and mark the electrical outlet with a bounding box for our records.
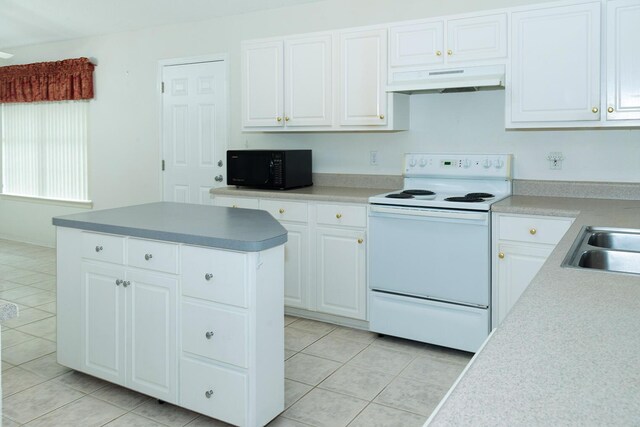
[370,150,379,166]
[547,152,564,170]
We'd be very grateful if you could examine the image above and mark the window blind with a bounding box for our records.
[1,101,89,202]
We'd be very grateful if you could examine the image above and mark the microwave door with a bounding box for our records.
[228,153,271,186]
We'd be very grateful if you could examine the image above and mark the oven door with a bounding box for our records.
[369,205,490,307]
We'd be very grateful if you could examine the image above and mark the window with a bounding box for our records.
[1,100,89,202]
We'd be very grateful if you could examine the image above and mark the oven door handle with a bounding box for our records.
[369,205,487,221]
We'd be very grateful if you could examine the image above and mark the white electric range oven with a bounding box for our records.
[368,153,512,352]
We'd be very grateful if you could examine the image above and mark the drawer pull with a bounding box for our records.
[144,253,153,261]
[336,213,342,219]
[279,208,285,214]
[357,238,363,244]
[529,228,537,235]
[115,279,123,286]
[205,331,214,339]
[123,280,131,288]
[95,245,103,252]
[205,389,214,398]
[204,273,213,281]
[498,252,505,259]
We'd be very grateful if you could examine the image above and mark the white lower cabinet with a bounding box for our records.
[212,195,367,321]
[58,227,284,427]
[492,213,574,326]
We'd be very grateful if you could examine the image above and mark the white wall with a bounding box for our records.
[1,0,638,246]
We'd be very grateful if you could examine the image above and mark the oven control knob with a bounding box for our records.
[409,158,417,167]
[419,158,427,167]
[494,158,504,169]
[462,159,472,169]
[482,159,492,169]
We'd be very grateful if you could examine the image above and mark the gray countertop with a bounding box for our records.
[210,185,389,204]
[0,300,18,322]
[52,202,287,252]
[430,195,640,425]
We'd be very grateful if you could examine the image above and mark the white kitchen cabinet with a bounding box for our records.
[241,40,284,128]
[606,0,640,122]
[389,13,507,71]
[339,28,388,126]
[508,2,601,125]
[281,223,310,309]
[316,227,366,320]
[492,213,574,326]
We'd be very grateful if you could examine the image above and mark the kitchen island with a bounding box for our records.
[429,196,640,425]
[53,202,287,427]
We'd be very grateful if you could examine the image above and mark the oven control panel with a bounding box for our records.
[404,153,512,179]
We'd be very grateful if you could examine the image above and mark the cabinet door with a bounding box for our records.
[212,196,260,209]
[606,0,640,121]
[127,270,177,402]
[81,263,126,385]
[284,34,333,127]
[316,227,366,320]
[510,2,601,123]
[339,28,388,126]
[282,223,310,309]
[242,40,284,128]
[446,13,507,63]
[495,242,553,325]
[389,21,444,68]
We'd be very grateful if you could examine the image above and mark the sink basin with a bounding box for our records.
[578,250,640,275]
[562,226,640,276]
[588,231,640,252]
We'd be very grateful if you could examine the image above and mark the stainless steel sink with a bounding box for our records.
[578,250,640,275]
[562,226,640,276]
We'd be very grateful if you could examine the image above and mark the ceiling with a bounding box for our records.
[0,0,322,50]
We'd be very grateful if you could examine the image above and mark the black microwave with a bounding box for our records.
[226,150,313,190]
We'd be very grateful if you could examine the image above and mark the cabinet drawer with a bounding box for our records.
[81,232,125,264]
[182,245,247,308]
[213,196,259,209]
[180,357,247,426]
[498,215,573,245]
[128,238,179,274]
[182,301,248,368]
[316,203,366,228]
[260,199,308,223]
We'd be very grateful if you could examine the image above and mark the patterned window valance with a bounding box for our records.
[0,57,95,103]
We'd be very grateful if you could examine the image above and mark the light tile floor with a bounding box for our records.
[0,238,472,426]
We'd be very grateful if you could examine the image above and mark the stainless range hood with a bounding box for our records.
[386,65,505,94]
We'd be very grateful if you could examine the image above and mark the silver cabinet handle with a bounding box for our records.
[205,331,214,339]
[115,279,123,286]
[217,160,223,167]
[144,253,153,261]
[205,273,213,281]
[205,389,214,398]
[123,281,130,288]
[95,246,103,252]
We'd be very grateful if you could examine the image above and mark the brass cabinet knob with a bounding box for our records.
[336,213,342,219]
[276,116,282,122]
[285,116,290,122]
[592,107,599,113]
[379,114,385,120]
[498,252,505,259]
[436,50,442,56]
[607,107,614,113]
[529,228,537,235]
[357,238,363,244]
[279,208,285,214]
[447,49,453,55]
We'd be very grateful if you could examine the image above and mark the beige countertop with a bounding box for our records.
[430,195,640,425]
[210,185,389,204]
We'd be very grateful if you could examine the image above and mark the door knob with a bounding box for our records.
[214,175,223,182]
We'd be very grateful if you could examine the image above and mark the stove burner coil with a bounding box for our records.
[444,196,484,203]
[402,189,435,196]
[465,192,494,199]
[386,193,414,199]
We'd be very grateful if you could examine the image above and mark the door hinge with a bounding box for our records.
[161,82,165,93]
[161,160,165,171]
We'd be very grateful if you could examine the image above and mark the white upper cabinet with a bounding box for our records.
[241,40,284,128]
[339,28,388,126]
[606,0,640,122]
[284,35,333,127]
[388,13,507,71]
[508,2,601,125]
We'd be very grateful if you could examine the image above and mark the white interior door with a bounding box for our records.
[162,60,227,204]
